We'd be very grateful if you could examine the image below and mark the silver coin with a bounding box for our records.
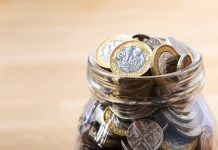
[110,105,158,120]
[168,107,197,123]
[116,46,146,73]
[161,108,202,130]
[170,106,192,116]
[152,111,169,131]
[111,103,145,113]
[145,38,162,50]
[177,125,202,138]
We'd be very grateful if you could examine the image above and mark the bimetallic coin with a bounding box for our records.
[151,45,180,76]
[161,126,198,150]
[110,40,152,77]
[95,35,133,68]
[132,34,150,42]
[127,119,163,150]
[197,125,213,150]
[177,54,192,71]
[145,38,162,51]
[103,107,127,136]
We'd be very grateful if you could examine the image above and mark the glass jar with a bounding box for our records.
[78,41,216,150]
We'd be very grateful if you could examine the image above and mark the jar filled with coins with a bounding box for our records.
[78,34,216,150]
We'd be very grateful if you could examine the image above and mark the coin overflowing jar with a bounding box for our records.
[79,34,216,150]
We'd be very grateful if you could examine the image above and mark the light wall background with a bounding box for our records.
[0,0,217,149]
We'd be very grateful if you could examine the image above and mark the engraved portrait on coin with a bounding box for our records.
[110,41,152,77]
[159,52,177,74]
[95,35,133,69]
[116,46,146,73]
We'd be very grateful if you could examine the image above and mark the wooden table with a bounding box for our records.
[0,0,217,149]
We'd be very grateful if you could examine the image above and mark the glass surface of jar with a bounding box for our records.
[78,40,216,150]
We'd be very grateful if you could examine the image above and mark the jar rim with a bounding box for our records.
[88,42,202,79]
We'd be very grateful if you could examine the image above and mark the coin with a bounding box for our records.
[132,34,150,42]
[103,107,128,136]
[145,38,162,51]
[161,126,198,150]
[152,111,169,131]
[110,104,157,120]
[168,107,197,123]
[121,139,133,150]
[161,108,202,131]
[170,100,195,115]
[95,35,133,68]
[127,119,163,150]
[110,40,152,77]
[176,125,202,138]
[197,125,213,150]
[151,45,180,76]
[177,54,192,71]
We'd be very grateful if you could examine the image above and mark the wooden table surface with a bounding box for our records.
[0,0,218,149]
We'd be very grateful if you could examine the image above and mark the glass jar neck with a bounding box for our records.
[87,43,204,105]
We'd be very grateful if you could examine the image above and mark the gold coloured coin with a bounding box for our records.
[151,44,180,76]
[95,35,133,69]
[103,107,127,136]
[110,40,152,77]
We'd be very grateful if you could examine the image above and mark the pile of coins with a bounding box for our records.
[79,34,213,150]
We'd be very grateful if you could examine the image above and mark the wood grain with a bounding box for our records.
[0,0,217,149]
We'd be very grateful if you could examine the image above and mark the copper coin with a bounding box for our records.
[127,119,163,150]
[197,125,213,150]
[177,54,192,71]
[132,34,150,42]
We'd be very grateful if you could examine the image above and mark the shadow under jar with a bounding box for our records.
[78,43,216,150]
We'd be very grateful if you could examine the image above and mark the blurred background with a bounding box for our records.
[0,0,218,149]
